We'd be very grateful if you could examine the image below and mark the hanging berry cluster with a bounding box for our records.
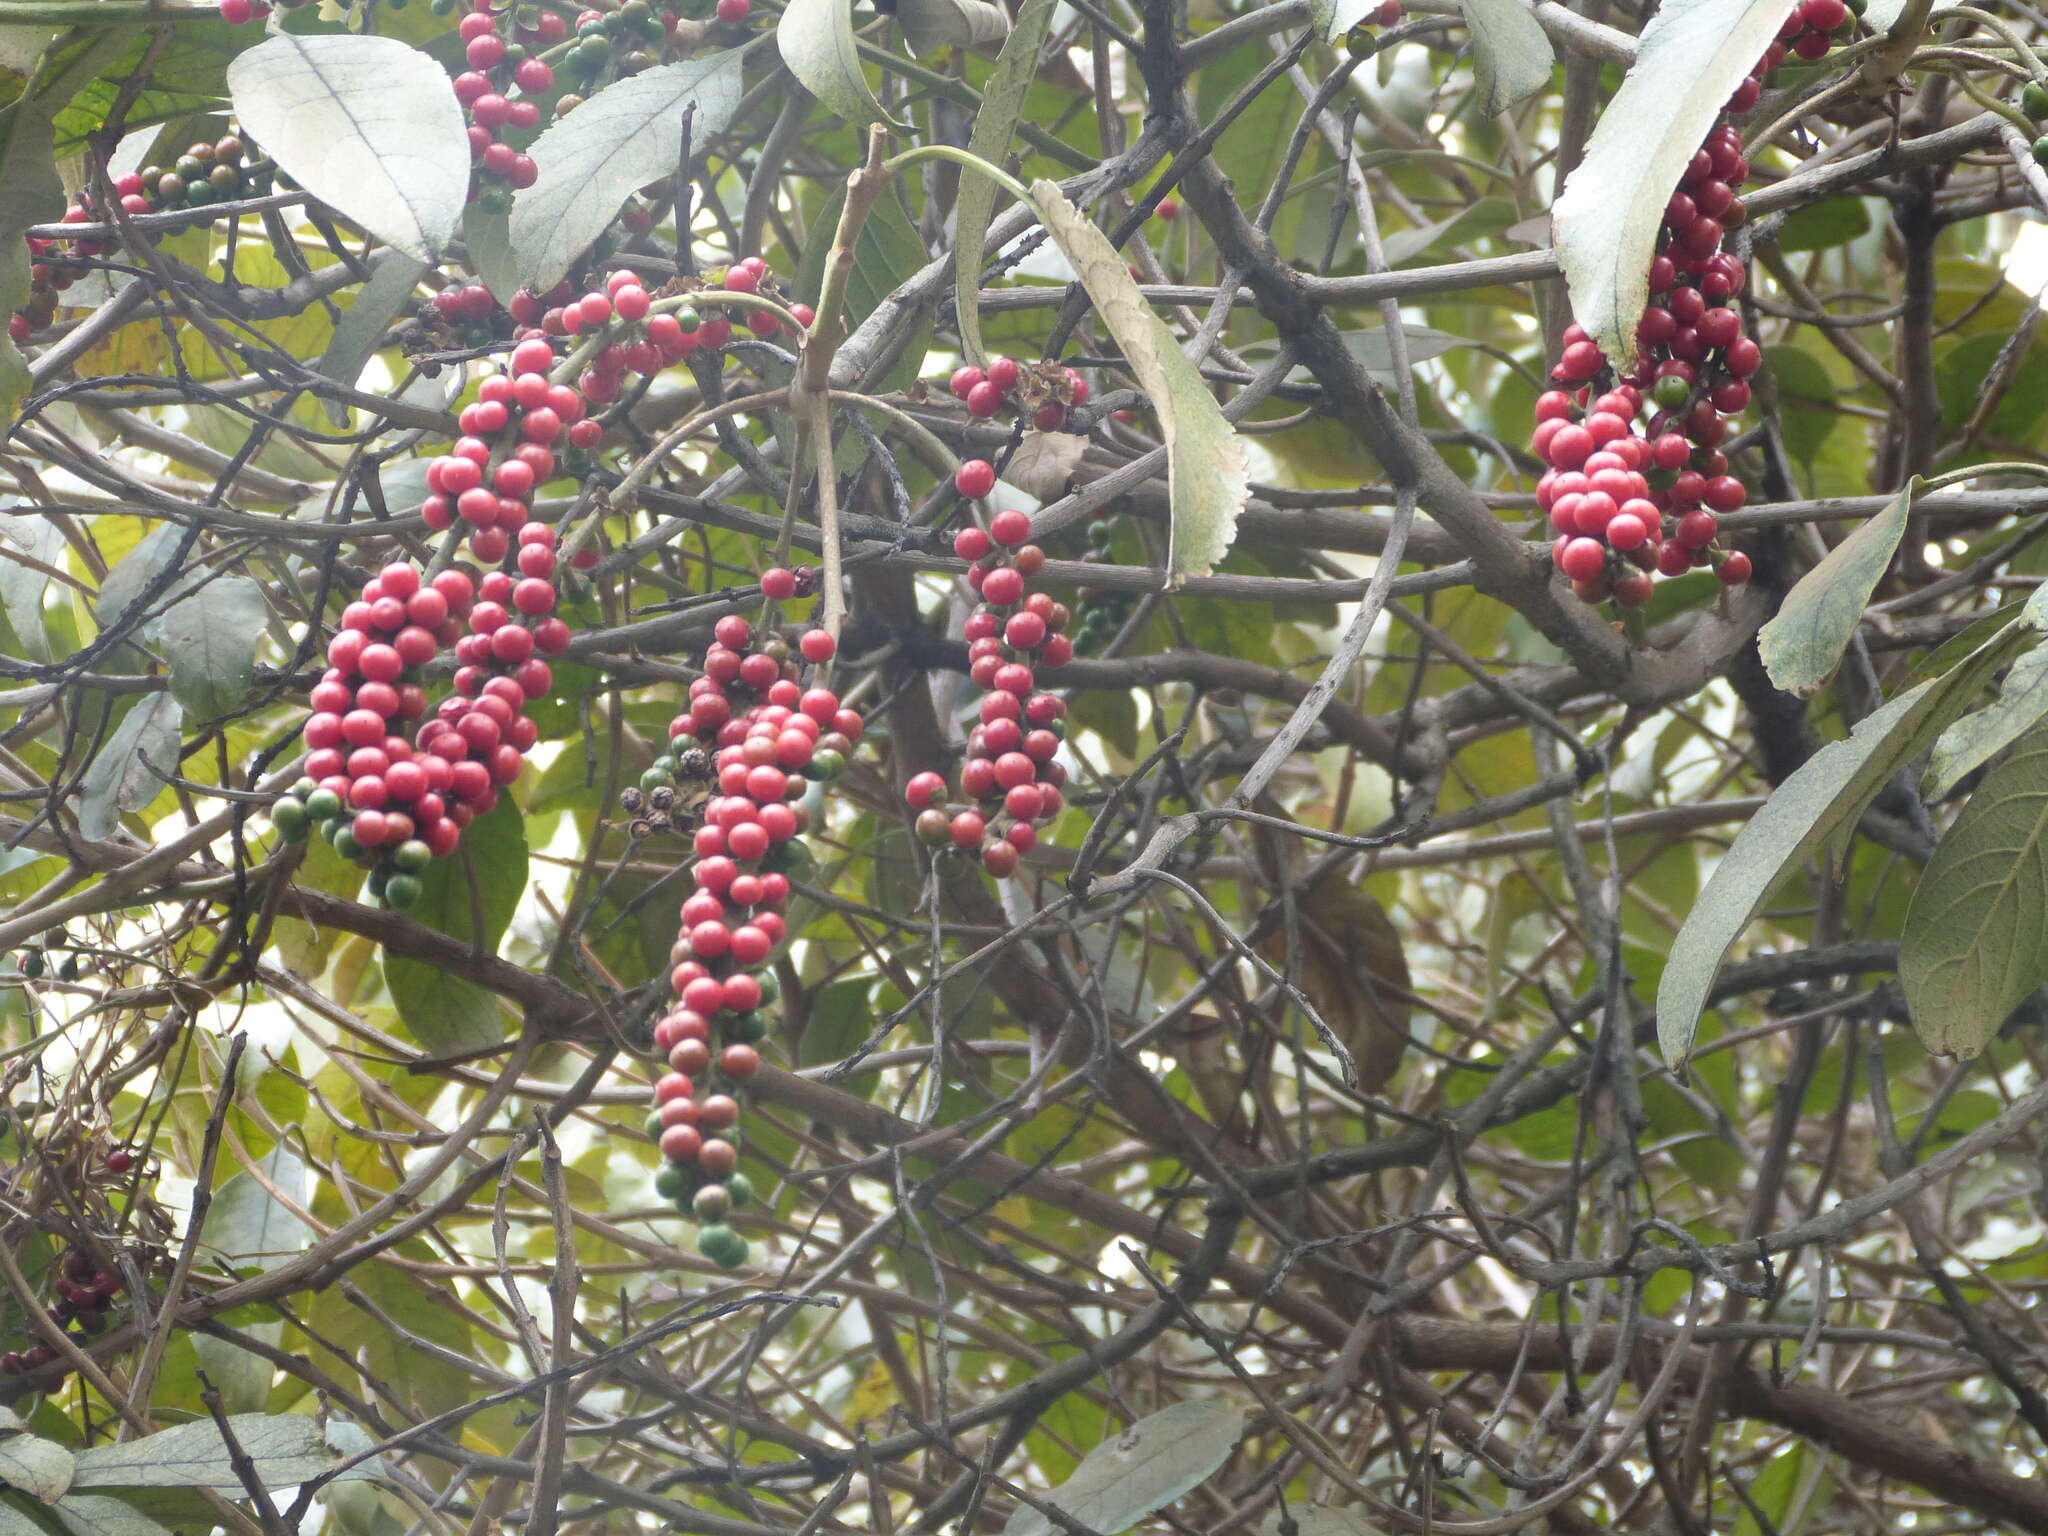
[1537,1,1852,607]
[10,134,271,344]
[447,0,563,212]
[642,607,858,1268]
[907,488,1070,879]
[945,355,1090,431]
[0,1240,129,1379]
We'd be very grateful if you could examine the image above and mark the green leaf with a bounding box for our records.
[952,0,1056,364]
[777,0,903,130]
[896,0,1010,53]
[50,1496,174,1536]
[0,1437,74,1504]
[795,179,927,351]
[69,1415,378,1494]
[1900,721,2048,1058]
[1656,622,2032,1062]
[76,693,182,842]
[190,1325,281,1416]
[1777,196,1872,254]
[0,1495,55,1536]
[461,203,521,306]
[201,1143,313,1275]
[226,34,469,262]
[313,252,427,426]
[1309,0,1377,41]
[1553,0,1798,365]
[0,513,68,662]
[1028,180,1249,583]
[157,576,268,721]
[1757,476,1914,695]
[1002,1399,1244,1536]
[508,52,746,295]
[1927,639,2048,800]
[385,794,527,1055]
[1461,0,1554,117]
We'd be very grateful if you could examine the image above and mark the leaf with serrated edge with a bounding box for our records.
[69,1415,376,1493]
[0,1436,74,1504]
[508,53,744,294]
[1028,181,1248,583]
[1758,477,1914,695]
[1462,0,1554,116]
[954,0,1056,364]
[1002,1400,1245,1536]
[157,576,268,721]
[778,0,903,130]
[1553,0,1795,366]
[1902,722,2048,1057]
[1656,620,2033,1063]
[227,34,468,262]
[314,251,426,426]
[77,694,182,843]
[897,0,1010,54]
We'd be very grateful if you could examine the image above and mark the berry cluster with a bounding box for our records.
[945,356,1091,431]
[1071,510,1135,653]
[907,489,1070,878]
[422,339,605,548]
[449,0,562,213]
[0,1240,130,1378]
[10,135,270,344]
[1537,5,1852,605]
[643,609,858,1267]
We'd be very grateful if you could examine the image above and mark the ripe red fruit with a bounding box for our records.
[966,381,1006,418]
[989,509,1033,547]
[800,629,836,663]
[1559,538,1607,582]
[950,365,985,400]
[955,459,996,498]
[759,567,796,599]
[1718,550,1754,585]
[950,811,986,849]
[1703,475,1747,513]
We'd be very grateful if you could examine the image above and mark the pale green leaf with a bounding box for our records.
[157,576,268,721]
[953,0,1056,364]
[1028,181,1249,583]
[1553,0,1797,365]
[0,1437,74,1504]
[1656,622,2031,1062]
[1758,476,1914,695]
[76,693,182,842]
[201,1143,313,1275]
[385,795,527,1054]
[0,1495,52,1536]
[227,34,470,261]
[1462,0,1554,117]
[0,512,68,662]
[508,53,746,294]
[50,1498,171,1536]
[1901,722,2048,1058]
[313,252,427,426]
[897,0,1010,54]
[1310,0,1377,42]
[69,1415,379,1493]
[1927,631,2048,799]
[777,0,903,130]
[1002,1399,1244,1536]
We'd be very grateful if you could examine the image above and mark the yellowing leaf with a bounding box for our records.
[1027,181,1248,582]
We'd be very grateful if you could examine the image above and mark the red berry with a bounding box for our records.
[760,567,796,600]
[989,509,1033,547]
[1718,550,1753,585]
[966,381,1005,418]
[955,459,996,499]
[800,629,836,663]
[1559,537,1607,582]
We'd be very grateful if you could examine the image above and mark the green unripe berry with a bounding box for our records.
[640,767,671,793]
[384,874,423,910]
[305,787,342,821]
[393,839,432,873]
[724,1171,754,1208]
[175,155,204,180]
[674,306,700,331]
[2034,135,2048,169]
[697,1224,747,1268]
[644,1111,666,1141]
[1653,373,1691,411]
[1345,24,1377,59]
[804,748,846,782]
[730,1010,770,1043]
[291,776,316,798]
[2025,82,2048,120]
[654,1162,688,1200]
[330,827,362,860]
[59,955,81,981]
[271,797,310,842]
[21,949,44,979]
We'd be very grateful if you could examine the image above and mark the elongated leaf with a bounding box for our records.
[1029,181,1249,582]
[96,526,197,638]
[1656,622,2032,1062]
[1462,0,1554,117]
[1553,0,1796,365]
[385,794,527,1054]
[778,0,902,130]
[1758,477,1914,695]
[897,0,1010,53]
[70,1415,377,1493]
[201,1143,313,1275]
[1309,0,1378,41]
[1927,640,2048,799]
[1901,722,2048,1058]
[795,180,928,330]
[1003,1400,1245,1536]
[953,0,1056,365]
[313,251,426,426]
[156,576,268,721]
[0,27,136,420]
[77,693,182,842]
[508,53,745,294]
[460,204,521,306]
[0,513,68,661]
[0,1495,52,1536]
[51,1497,173,1536]
[227,34,469,262]
[0,1437,73,1504]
